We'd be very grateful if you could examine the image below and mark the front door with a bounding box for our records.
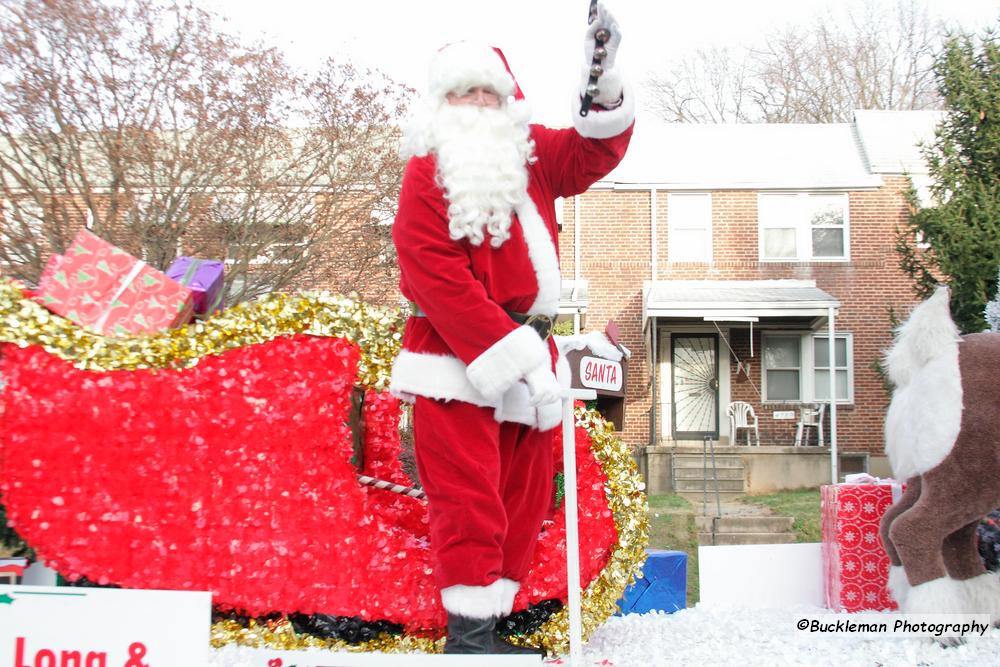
[671,334,720,439]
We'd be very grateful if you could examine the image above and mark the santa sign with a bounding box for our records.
[579,355,623,392]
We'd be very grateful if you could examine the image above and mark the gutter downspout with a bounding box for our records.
[828,307,838,483]
[650,187,658,447]
[573,195,582,334]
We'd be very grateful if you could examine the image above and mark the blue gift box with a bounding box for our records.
[617,549,687,614]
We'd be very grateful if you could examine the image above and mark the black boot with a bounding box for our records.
[443,614,497,654]
[443,614,544,655]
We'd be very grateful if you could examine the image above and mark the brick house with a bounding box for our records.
[2,110,944,494]
[554,110,943,493]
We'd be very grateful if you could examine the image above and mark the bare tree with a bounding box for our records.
[0,0,411,304]
[646,0,943,123]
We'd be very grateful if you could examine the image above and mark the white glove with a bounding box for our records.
[581,2,624,106]
[523,365,562,407]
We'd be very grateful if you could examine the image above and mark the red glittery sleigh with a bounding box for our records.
[0,285,635,637]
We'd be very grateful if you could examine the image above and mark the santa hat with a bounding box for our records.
[428,42,525,103]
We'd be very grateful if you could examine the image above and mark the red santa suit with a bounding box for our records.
[389,41,633,619]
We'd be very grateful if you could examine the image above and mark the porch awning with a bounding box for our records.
[643,280,840,323]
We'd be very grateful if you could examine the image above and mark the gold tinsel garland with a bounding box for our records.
[0,280,402,390]
[0,278,649,656]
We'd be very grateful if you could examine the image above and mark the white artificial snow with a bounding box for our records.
[208,604,1000,667]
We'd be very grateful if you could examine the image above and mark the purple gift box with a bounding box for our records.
[166,256,225,317]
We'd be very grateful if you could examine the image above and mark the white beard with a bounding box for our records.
[401,102,535,248]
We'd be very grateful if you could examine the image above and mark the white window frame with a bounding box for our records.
[808,333,854,404]
[762,331,854,405]
[667,192,712,263]
[758,192,850,262]
[761,333,802,403]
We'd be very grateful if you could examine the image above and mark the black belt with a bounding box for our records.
[408,301,554,340]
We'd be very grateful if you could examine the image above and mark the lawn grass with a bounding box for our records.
[738,487,822,542]
[645,493,699,606]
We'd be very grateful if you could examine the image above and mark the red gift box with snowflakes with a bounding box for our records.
[36,229,194,336]
[821,480,904,612]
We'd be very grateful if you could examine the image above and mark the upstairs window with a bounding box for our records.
[668,193,712,263]
[758,193,848,261]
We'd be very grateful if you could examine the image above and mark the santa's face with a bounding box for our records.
[401,94,535,248]
[446,86,502,108]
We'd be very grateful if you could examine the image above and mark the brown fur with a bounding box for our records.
[881,333,1000,587]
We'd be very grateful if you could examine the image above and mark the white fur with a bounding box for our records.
[402,102,535,249]
[392,348,558,429]
[887,565,911,606]
[441,579,506,619]
[571,80,636,139]
[428,42,516,103]
[962,571,1000,624]
[466,326,549,401]
[391,351,489,405]
[498,578,520,615]
[516,200,561,316]
[885,286,961,390]
[903,576,970,615]
[883,286,964,480]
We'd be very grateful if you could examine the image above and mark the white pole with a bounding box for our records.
[562,387,597,666]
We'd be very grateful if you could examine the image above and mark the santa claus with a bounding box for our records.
[389,3,633,655]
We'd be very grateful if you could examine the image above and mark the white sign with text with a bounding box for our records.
[578,355,622,392]
[0,585,211,667]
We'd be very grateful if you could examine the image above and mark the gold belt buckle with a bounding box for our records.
[523,314,554,339]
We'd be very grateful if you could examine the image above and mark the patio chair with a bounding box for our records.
[794,403,826,447]
[726,401,760,446]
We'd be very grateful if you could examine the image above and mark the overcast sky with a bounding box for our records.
[196,0,999,126]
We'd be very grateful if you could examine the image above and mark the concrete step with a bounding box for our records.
[698,531,797,546]
[695,515,795,533]
[673,454,743,468]
[673,466,744,481]
[676,491,747,504]
[674,478,745,493]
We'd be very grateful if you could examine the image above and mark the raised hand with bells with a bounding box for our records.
[580,1,623,116]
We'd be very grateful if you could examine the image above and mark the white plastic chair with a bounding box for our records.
[727,401,760,446]
[795,403,826,446]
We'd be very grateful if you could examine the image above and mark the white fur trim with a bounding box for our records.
[887,565,911,606]
[883,288,963,480]
[391,350,493,407]
[440,579,506,619]
[429,42,516,102]
[392,349,554,429]
[902,576,971,615]
[466,325,549,401]
[962,571,1000,623]
[516,200,561,316]
[571,79,635,139]
[498,578,520,615]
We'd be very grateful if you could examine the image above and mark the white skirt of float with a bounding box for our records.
[561,388,598,667]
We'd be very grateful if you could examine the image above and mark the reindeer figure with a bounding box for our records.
[879,286,1000,622]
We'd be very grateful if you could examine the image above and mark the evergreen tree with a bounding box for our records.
[896,27,1000,333]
